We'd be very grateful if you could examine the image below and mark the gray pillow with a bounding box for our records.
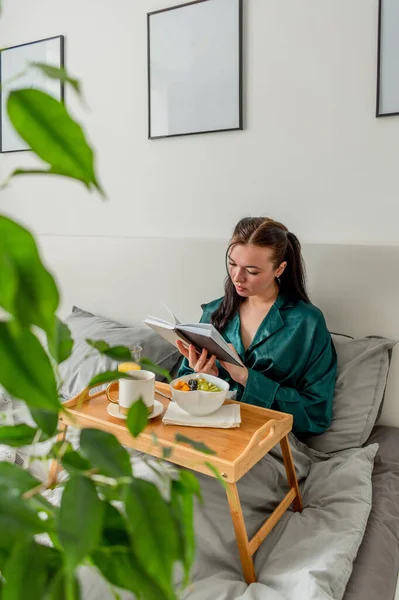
[59,306,180,400]
[305,334,396,454]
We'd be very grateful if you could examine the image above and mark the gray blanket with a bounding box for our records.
[183,435,377,600]
[5,404,377,600]
[53,433,377,600]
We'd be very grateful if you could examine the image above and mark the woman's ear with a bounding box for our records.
[276,261,287,278]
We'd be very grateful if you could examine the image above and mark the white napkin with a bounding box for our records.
[162,402,241,428]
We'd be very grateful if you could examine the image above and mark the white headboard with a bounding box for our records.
[37,236,399,427]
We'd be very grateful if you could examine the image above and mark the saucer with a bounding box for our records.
[107,399,164,421]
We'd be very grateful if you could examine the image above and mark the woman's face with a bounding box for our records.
[227,243,286,298]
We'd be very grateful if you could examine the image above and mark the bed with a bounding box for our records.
[13,236,399,599]
[345,425,399,600]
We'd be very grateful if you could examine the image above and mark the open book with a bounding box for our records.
[144,306,244,367]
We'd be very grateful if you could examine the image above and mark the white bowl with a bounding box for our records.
[170,373,229,416]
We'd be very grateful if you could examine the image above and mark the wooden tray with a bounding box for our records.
[61,382,293,483]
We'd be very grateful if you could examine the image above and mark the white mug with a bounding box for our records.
[118,370,155,415]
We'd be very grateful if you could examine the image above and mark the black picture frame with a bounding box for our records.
[376,0,399,118]
[147,0,243,140]
[0,34,65,153]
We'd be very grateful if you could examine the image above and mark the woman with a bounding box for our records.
[177,217,337,435]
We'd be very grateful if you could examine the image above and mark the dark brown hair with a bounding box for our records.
[212,217,309,332]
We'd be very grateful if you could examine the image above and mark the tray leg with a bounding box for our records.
[226,482,256,584]
[48,422,68,487]
[280,434,303,512]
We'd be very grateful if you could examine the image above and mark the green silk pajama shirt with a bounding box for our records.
[178,294,337,435]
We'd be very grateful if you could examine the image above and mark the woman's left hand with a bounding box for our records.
[220,344,248,387]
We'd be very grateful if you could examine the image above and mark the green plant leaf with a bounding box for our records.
[175,434,216,455]
[0,548,9,571]
[30,408,59,436]
[0,424,44,447]
[86,339,132,361]
[162,446,173,459]
[205,461,228,490]
[31,63,82,98]
[0,463,40,494]
[61,450,92,473]
[171,480,195,584]
[0,250,17,316]
[123,479,179,596]
[7,89,104,196]
[80,429,132,479]
[99,502,130,547]
[29,495,58,521]
[140,357,171,382]
[92,547,171,600]
[44,572,80,600]
[0,484,50,550]
[0,216,59,335]
[47,318,73,364]
[179,470,202,501]
[2,540,48,600]
[2,545,62,599]
[86,370,133,388]
[0,322,61,414]
[126,399,148,438]
[40,545,63,579]
[57,475,104,570]
[50,441,92,473]
[49,440,74,459]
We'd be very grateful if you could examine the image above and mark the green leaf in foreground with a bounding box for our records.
[7,89,104,196]
[0,484,50,549]
[86,339,133,361]
[2,540,48,600]
[50,441,92,473]
[140,357,171,382]
[127,398,148,438]
[0,322,61,413]
[44,571,80,600]
[179,470,202,501]
[205,461,228,489]
[92,547,168,600]
[47,318,73,364]
[57,475,104,570]
[31,63,83,99]
[0,215,59,335]
[87,370,133,388]
[99,502,130,547]
[162,446,173,459]
[62,451,92,474]
[49,440,74,459]
[0,245,17,317]
[171,479,195,584]
[0,462,41,494]
[123,479,179,598]
[80,429,132,478]
[175,434,216,455]
[0,424,44,447]
[30,408,59,437]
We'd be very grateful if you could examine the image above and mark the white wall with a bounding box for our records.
[1,0,399,245]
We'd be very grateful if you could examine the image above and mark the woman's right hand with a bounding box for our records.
[176,340,219,376]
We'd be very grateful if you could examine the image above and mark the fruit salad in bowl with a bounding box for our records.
[170,373,229,416]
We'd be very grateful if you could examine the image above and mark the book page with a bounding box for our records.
[144,316,174,328]
[161,301,181,325]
